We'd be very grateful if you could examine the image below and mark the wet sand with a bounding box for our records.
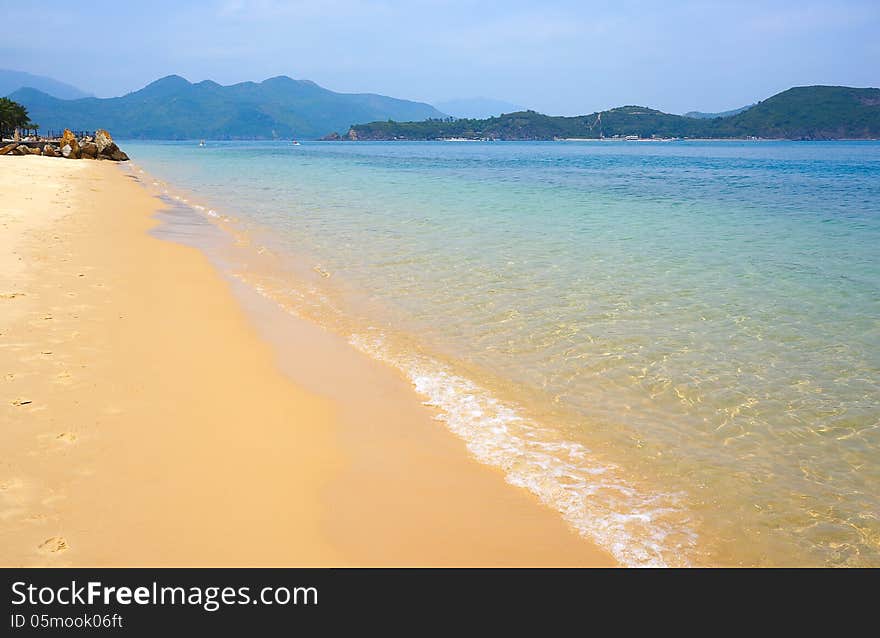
[0,155,614,566]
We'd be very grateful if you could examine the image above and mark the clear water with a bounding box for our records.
[125,140,880,566]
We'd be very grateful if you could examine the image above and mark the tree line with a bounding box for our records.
[0,97,37,138]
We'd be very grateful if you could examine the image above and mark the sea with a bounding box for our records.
[124,139,880,566]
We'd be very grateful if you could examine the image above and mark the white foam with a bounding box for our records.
[349,331,699,567]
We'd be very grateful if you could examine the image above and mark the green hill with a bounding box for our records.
[9,75,445,139]
[712,86,880,139]
[348,86,880,141]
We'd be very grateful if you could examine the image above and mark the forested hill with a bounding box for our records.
[345,86,880,141]
[9,75,444,140]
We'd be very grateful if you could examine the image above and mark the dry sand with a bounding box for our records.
[0,155,614,566]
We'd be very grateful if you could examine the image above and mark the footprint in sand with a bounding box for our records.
[55,432,78,444]
[0,292,25,299]
[55,371,73,385]
[0,478,24,492]
[38,536,69,554]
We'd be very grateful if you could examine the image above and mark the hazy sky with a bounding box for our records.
[3,0,878,115]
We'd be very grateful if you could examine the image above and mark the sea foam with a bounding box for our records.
[349,331,699,567]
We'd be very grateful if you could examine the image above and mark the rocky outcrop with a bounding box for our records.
[1,129,129,161]
[60,129,81,159]
[320,131,342,141]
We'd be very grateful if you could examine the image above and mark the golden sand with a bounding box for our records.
[0,155,614,566]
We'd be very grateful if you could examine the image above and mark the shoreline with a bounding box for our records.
[0,155,615,567]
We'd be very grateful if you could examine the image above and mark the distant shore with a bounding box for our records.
[0,155,615,567]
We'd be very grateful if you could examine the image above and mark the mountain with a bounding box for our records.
[348,86,880,141]
[0,69,91,100]
[683,105,753,119]
[434,97,526,119]
[9,75,445,139]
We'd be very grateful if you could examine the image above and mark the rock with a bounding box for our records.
[28,146,42,155]
[346,128,359,141]
[0,142,17,155]
[60,129,82,159]
[43,144,59,157]
[321,132,342,141]
[95,129,118,155]
[80,142,98,159]
[90,129,128,160]
[15,144,31,155]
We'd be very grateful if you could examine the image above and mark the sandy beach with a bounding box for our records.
[0,155,614,567]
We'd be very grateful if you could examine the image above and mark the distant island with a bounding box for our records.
[682,104,754,119]
[341,87,880,141]
[8,74,444,140]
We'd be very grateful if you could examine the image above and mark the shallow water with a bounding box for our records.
[126,140,880,566]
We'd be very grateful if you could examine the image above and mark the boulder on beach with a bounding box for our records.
[95,129,117,154]
[80,141,98,159]
[2,128,127,161]
[60,129,81,159]
[94,129,129,161]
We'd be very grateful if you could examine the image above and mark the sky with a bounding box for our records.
[2,0,879,115]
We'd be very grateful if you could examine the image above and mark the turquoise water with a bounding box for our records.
[126,140,880,566]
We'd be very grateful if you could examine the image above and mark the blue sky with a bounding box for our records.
[3,0,878,114]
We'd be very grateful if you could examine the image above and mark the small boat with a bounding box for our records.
[292,140,301,146]
[199,140,206,147]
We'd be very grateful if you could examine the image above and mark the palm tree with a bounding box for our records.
[0,97,31,139]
